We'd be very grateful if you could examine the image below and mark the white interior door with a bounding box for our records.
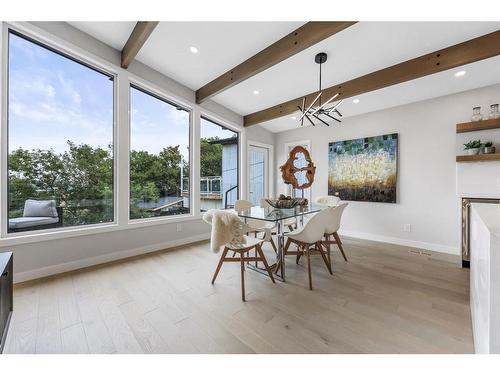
[248,145,269,206]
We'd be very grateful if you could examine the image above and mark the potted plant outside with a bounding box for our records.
[483,141,496,154]
[463,140,482,155]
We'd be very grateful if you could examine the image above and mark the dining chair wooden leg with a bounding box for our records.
[296,248,302,264]
[306,245,313,290]
[333,232,348,261]
[212,247,229,284]
[325,234,332,266]
[270,237,278,254]
[256,244,276,283]
[317,242,333,275]
[284,237,291,254]
[240,251,246,302]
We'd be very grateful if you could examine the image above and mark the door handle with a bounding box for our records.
[1,271,8,277]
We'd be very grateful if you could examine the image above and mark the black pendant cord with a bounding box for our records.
[318,62,322,107]
[301,51,342,125]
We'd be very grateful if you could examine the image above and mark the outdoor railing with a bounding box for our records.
[182,176,222,196]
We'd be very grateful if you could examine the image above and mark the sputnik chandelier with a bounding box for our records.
[298,52,343,127]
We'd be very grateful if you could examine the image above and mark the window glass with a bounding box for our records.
[7,31,114,233]
[129,85,190,219]
[200,117,238,211]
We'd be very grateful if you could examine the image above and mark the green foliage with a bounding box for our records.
[200,138,222,177]
[128,146,186,219]
[8,142,114,225]
[463,140,482,150]
[9,138,219,225]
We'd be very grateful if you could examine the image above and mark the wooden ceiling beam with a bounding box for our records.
[244,29,500,127]
[121,21,159,69]
[195,21,357,104]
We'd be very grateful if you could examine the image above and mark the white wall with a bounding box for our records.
[275,83,500,255]
[0,22,274,282]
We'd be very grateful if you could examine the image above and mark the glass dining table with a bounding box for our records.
[236,204,327,282]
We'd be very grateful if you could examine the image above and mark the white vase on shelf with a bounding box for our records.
[489,104,500,120]
[471,106,483,122]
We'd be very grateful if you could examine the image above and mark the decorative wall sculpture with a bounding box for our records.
[328,134,398,203]
[280,145,316,190]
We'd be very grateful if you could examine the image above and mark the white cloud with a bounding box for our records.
[57,71,82,105]
[9,72,57,99]
[9,98,112,153]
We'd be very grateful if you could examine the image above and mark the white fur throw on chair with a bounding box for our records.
[202,210,246,252]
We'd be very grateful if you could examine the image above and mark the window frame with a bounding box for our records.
[199,114,241,212]
[127,81,194,223]
[1,24,119,239]
[0,22,244,247]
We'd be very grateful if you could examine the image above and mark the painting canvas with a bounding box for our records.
[328,133,398,203]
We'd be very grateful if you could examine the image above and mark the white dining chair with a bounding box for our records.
[203,210,275,301]
[298,195,341,227]
[284,207,333,290]
[260,198,297,232]
[321,202,349,262]
[315,195,341,206]
[235,199,278,253]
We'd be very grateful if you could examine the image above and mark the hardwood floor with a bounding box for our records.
[3,237,473,354]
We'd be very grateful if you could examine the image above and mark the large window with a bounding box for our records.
[7,31,115,233]
[129,85,191,220]
[200,117,239,211]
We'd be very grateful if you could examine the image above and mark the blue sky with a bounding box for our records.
[9,33,114,154]
[9,32,236,159]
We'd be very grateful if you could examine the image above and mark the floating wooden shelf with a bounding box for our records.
[456,118,500,133]
[456,153,500,162]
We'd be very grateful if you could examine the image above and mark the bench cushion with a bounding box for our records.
[23,199,58,218]
[9,216,59,229]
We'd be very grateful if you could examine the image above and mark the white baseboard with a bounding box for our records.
[14,230,460,283]
[339,229,460,256]
[14,232,211,283]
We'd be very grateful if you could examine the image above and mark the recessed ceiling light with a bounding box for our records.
[253,90,260,95]
[454,70,467,77]
[189,46,198,54]
[291,116,297,120]
[353,98,360,104]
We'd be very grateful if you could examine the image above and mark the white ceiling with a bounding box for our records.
[69,21,500,133]
[71,21,137,50]
[260,55,500,132]
[71,21,304,89]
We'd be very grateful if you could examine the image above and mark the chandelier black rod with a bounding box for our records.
[297,52,343,127]
[312,114,330,126]
[324,112,342,123]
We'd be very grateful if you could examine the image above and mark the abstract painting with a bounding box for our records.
[328,133,398,203]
